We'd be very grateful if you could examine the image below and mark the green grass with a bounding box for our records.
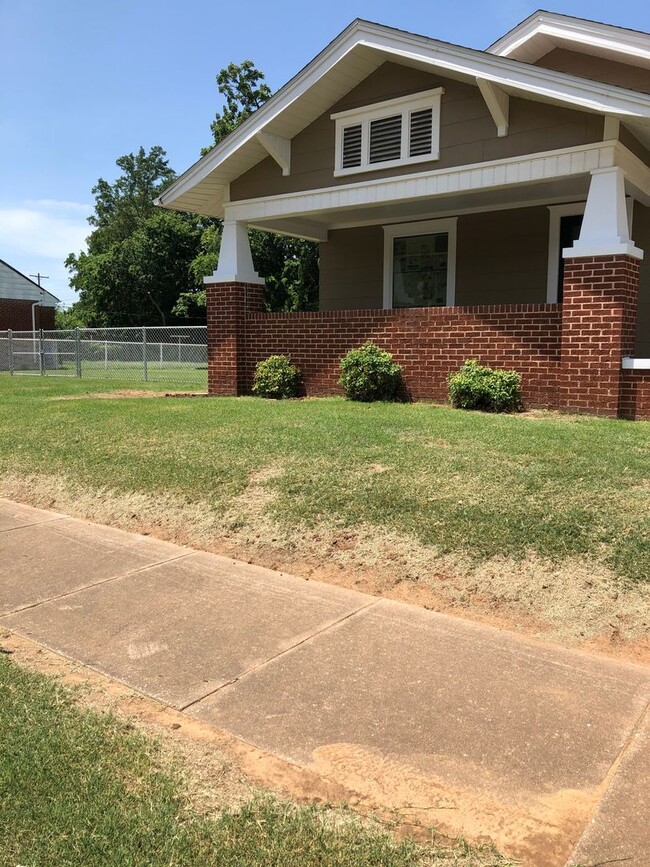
[0,374,648,582]
[0,655,511,866]
[13,359,208,388]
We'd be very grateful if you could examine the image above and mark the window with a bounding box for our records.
[383,219,457,309]
[332,88,443,177]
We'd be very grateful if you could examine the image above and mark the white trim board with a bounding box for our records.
[226,142,650,225]
[382,217,457,309]
[622,357,650,369]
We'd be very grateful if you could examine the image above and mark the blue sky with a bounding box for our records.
[1,0,649,305]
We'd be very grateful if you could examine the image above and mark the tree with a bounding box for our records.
[205,60,272,151]
[66,147,203,325]
[195,62,319,311]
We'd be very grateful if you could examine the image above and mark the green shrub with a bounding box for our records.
[448,359,522,413]
[252,355,301,399]
[339,342,402,402]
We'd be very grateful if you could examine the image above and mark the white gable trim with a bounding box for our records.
[488,11,650,65]
[156,19,650,216]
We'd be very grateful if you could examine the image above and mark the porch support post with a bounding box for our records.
[204,220,265,396]
[566,167,642,259]
[559,168,643,416]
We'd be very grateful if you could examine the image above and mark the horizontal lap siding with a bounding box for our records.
[243,304,561,405]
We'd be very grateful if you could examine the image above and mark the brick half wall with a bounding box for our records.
[0,299,55,331]
[620,370,650,420]
[243,304,562,406]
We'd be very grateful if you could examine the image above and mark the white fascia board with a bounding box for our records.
[488,12,650,63]
[156,19,650,214]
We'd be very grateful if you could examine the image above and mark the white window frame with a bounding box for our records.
[332,88,444,178]
[382,218,457,310]
[546,198,634,302]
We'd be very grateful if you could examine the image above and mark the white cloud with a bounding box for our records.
[0,199,90,306]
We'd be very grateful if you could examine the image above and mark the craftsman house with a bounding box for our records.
[157,11,650,418]
[0,260,58,331]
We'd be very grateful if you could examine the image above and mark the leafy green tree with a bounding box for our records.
[195,62,319,311]
[205,60,272,151]
[54,302,90,330]
[66,148,203,325]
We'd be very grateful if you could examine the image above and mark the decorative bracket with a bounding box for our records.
[476,78,509,138]
[257,131,291,176]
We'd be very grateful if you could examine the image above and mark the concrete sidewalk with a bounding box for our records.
[1,499,648,866]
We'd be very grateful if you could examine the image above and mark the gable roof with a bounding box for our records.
[0,259,60,306]
[156,16,650,219]
[487,10,650,67]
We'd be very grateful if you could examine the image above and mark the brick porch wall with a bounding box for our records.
[0,299,55,331]
[205,251,648,418]
[243,305,562,405]
[620,371,650,420]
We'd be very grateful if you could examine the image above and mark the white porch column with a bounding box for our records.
[564,166,643,260]
[204,220,265,285]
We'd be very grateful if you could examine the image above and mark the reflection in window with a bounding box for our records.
[392,233,448,308]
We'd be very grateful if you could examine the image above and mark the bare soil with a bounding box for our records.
[2,470,648,665]
[0,630,491,855]
[49,390,208,400]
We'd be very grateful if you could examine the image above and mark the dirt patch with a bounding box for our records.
[0,631,507,861]
[49,390,208,401]
[2,471,648,664]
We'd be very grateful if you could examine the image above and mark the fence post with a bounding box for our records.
[75,328,82,377]
[142,326,148,382]
[7,330,13,375]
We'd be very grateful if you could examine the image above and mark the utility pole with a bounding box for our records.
[30,273,49,287]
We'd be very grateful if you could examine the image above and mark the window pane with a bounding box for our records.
[369,115,402,163]
[393,233,448,308]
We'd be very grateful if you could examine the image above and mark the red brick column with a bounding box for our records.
[559,255,640,417]
[205,281,264,396]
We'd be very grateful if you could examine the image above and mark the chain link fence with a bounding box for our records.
[0,326,208,389]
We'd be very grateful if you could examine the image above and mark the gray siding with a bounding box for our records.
[534,47,650,94]
[319,206,550,311]
[231,62,604,201]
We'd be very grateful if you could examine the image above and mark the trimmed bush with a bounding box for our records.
[339,342,402,402]
[448,359,522,413]
[252,355,301,399]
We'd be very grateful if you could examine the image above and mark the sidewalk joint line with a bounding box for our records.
[0,551,196,618]
[568,696,650,862]
[0,516,66,533]
[179,598,380,712]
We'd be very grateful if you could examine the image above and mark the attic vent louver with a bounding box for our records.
[341,124,362,168]
[409,108,433,157]
[369,114,402,163]
[332,87,443,177]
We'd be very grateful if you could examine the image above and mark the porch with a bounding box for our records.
[205,152,650,419]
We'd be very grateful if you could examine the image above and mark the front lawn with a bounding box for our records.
[0,375,648,646]
[0,654,511,866]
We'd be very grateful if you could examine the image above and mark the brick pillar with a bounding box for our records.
[205,281,264,396]
[559,255,640,416]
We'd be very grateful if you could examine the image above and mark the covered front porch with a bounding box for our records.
[205,144,650,418]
